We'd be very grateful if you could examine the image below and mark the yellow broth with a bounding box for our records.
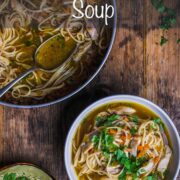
[36,35,76,70]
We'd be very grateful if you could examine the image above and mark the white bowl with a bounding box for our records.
[65,95,180,180]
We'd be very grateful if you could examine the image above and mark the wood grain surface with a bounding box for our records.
[0,0,180,179]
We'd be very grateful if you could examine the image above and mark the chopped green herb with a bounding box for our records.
[104,133,114,148]
[107,114,120,121]
[151,0,176,30]
[160,15,176,30]
[92,128,148,179]
[115,151,147,179]
[95,116,106,126]
[95,114,120,127]
[136,157,147,166]
[177,39,180,44]
[151,0,166,13]
[92,130,117,153]
[146,176,153,180]
[103,151,110,158]
[24,40,32,46]
[153,118,162,124]
[152,118,164,130]
[151,0,177,44]
[118,169,126,180]
[115,149,126,161]
[131,115,139,124]
[130,127,137,135]
[91,135,99,147]
[160,36,168,46]
[145,173,158,180]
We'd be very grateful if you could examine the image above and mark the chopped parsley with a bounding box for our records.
[160,36,168,46]
[91,135,99,147]
[114,149,126,160]
[108,114,120,121]
[160,7,176,30]
[177,39,180,44]
[114,149,147,178]
[115,151,147,179]
[95,114,120,127]
[131,115,139,124]
[151,0,177,45]
[118,169,126,180]
[130,127,137,135]
[91,130,116,152]
[24,40,32,46]
[153,118,165,131]
[151,0,176,30]
[153,118,162,124]
[145,173,158,180]
[151,0,166,13]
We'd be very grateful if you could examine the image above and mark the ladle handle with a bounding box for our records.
[0,68,35,98]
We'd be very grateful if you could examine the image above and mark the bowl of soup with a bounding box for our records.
[65,95,180,180]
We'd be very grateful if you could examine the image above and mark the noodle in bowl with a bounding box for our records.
[0,0,117,107]
[65,95,180,180]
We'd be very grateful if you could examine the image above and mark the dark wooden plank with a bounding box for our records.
[145,0,180,178]
[145,0,180,148]
[97,0,145,96]
[0,106,68,179]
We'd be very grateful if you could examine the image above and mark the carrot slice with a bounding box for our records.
[109,129,117,135]
[120,135,126,141]
[144,144,150,151]
[154,157,160,163]
[124,117,129,121]
[138,146,144,151]
[137,151,145,158]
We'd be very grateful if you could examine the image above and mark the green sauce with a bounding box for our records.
[0,164,53,180]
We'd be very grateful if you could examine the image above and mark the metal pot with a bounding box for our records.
[0,0,117,108]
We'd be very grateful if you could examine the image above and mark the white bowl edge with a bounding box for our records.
[65,95,180,180]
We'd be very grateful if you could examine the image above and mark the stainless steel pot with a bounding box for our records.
[0,0,117,108]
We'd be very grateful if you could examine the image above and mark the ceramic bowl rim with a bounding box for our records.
[64,95,180,180]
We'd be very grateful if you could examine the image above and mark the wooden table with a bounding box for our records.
[0,0,179,179]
